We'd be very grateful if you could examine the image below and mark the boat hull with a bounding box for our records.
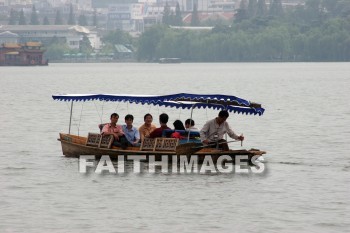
[59,134,266,163]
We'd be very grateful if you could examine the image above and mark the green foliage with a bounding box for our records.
[8,9,18,25]
[326,0,350,18]
[67,4,76,25]
[54,10,63,25]
[78,14,88,26]
[102,29,132,45]
[137,25,167,61]
[269,0,284,18]
[43,16,50,25]
[79,35,93,54]
[30,5,40,25]
[93,9,98,27]
[162,2,172,25]
[136,0,350,62]
[45,38,70,60]
[235,0,248,23]
[248,0,258,18]
[256,0,267,18]
[191,4,199,26]
[174,2,182,26]
[101,30,132,54]
[162,2,182,26]
[100,43,115,54]
[18,9,26,25]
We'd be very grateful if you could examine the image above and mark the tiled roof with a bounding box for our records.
[1,43,21,48]
[182,12,234,24]
[0,31,19,37]
[25,42,42,47]
[114,44,132,53]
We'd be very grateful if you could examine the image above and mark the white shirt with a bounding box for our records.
[200,118,239,142]
[186,126,199,132]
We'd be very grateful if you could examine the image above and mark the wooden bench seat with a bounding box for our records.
[86,134,179,151]
[140,138,179,151]
[86,133,113,149]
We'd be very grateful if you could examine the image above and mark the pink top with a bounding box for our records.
[102,123,124,135]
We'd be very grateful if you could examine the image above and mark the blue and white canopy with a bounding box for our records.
[52,93,264,116]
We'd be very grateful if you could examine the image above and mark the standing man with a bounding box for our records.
[122,114,141,147]
[200,110,244,151]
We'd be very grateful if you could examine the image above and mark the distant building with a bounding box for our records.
[76,0,92,11]
[107,4,132,30]
[182,11,234,24]
[92,0,137,8]
[169,25,213,31]
[0,31,19,44]
[0,25,101,50]
[3,0,32,6]
[209,0,236,12]
[114,44,132,59]
[106,3,156,32]
[0,42,48,66]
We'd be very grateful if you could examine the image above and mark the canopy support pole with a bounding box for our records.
[69,101,73,134]
[187,104,196,142]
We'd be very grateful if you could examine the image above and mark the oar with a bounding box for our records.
[176,140,240,155]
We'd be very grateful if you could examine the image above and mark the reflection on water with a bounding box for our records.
[0,63,349,233]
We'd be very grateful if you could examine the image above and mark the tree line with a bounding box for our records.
[138,0,350,62]
[8,4,98,26]
[8,0,350,62]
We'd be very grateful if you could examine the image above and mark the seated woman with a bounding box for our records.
[169,120,185,139]
[173,120,185,130]
[163,119,200,140]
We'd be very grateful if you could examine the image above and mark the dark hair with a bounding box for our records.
[159,113,169,124]
[173,120,185,130]
[144,113,153,121]
[125,114,134,121]
[185,119,195,126]
[110,113,119,118]
[218,110,229,118]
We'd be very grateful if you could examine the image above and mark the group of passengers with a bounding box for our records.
[101,110,244,151]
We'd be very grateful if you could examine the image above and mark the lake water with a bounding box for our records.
[0,63,349,233]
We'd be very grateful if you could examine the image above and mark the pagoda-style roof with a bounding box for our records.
[1,43,21,49]
[5,51,19,55]
[24,42,42,47]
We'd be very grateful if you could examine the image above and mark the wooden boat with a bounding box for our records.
[58,133,265,163]
[159,58,181,63]
[53,93,266,163]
